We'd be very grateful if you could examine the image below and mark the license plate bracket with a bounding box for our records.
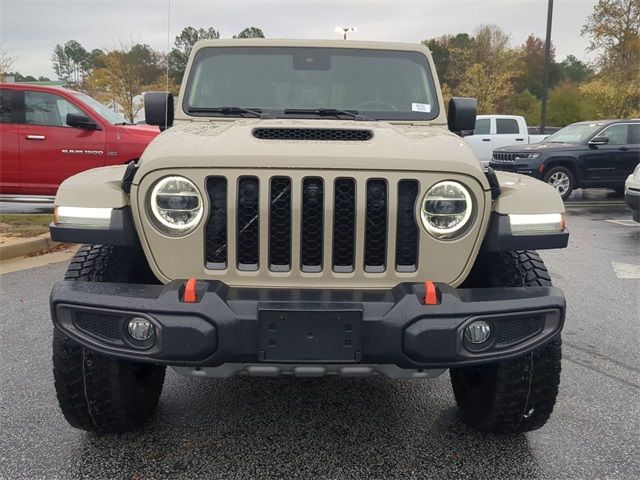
[258,305,362,362]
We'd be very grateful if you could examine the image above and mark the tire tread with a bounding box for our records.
[53,244,165,434]
[451,250,562,433]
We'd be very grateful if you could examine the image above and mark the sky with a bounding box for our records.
[1,0,599,79]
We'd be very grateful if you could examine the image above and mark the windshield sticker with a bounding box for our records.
[412,103,431,113]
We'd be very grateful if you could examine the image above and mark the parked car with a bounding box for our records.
[0,83,159,196]
[464,115,554,164]
[490,119,640,200]
[625,164,640,222]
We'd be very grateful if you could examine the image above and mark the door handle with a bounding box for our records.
[482,139,491,142]
[619,146,629,151]
[26,135,46,140]
[515,138,524,141]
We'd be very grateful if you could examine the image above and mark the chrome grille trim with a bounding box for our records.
[492,152,517,162]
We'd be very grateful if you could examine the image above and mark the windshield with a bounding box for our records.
[544,123,605,143]
[184,47,439,121]
[72,92,129,125]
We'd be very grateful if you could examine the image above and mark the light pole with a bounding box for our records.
[539,0,554,133]
[334,26,357,40]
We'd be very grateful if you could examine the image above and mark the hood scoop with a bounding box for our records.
[253,128,373,141]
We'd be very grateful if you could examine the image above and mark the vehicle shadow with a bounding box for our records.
[75,373,543,479]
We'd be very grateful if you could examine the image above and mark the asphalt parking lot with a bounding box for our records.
[1,193,639,480]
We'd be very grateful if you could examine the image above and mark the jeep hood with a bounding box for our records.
[136,120,487,187]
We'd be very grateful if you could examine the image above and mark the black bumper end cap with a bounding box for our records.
[49,208,138,246]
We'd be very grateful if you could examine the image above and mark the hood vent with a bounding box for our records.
[253,128,373,141]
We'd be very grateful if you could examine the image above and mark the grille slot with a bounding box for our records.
[253,128,373,141]
[301,177,324,272]
[74,312,122,343]
[333,178,357,272]
[395,180,419,271]
[269,177,292,271]
[237,177,260,270]
[364,179,388,272]
[205,177,227,269]
[496,315,544,347]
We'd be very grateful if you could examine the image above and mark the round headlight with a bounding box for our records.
[149,176,204,236]
[420,181,472,239]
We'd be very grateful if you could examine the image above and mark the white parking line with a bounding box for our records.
[605,220,639,227]
[612,262,640,279]
[565,202,626,207]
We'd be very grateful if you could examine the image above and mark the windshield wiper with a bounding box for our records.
[283,108,375,121]
[187,106,271,118]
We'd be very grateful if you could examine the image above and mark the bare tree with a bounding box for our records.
[0,41,17,81]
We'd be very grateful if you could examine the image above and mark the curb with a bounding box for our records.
[0,234,59,261]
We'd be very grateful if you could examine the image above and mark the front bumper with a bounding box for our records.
[51,280,565,369]
[489,161,542,179]
[625,189,640,222]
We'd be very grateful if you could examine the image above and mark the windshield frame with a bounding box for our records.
[181,46,441,122]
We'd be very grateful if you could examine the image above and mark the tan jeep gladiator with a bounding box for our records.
[49,39,568,434]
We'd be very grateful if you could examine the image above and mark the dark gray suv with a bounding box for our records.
[490,119,640,200]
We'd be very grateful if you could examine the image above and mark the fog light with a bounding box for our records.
[464,320,491,344]
[127,317,155,341]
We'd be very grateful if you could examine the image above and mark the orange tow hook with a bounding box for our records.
[424,280,438,305]
[184,278,198,303]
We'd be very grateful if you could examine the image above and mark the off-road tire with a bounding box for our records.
[451,251,562,434]
[543,166,574,200]
[53,245,166,433]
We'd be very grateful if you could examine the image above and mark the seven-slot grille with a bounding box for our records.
[205,176,420,274]
[492,152,517,162]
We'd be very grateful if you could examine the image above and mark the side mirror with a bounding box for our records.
[145,92,174,131]
[589,136,609,146]
[66,113,98,130]
[448,97,477,135]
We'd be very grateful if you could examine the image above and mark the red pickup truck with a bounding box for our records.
[0,83,159,196]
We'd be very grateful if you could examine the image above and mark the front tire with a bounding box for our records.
[451,251,562,433]
[53,245,166,433]
[543,166,574,200]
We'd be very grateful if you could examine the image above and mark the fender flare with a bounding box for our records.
[51,165,139,246]
[482,171,568,252]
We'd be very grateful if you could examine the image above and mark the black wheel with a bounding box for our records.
[53,245,166,433]
[451,251,562,433]
[543,166,574,200]
[612,186,624,197]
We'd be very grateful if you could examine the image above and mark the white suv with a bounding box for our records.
[625,164,640,222]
